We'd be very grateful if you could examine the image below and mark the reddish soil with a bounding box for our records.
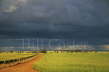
[0,54,43,72]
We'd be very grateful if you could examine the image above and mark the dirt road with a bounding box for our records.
[0,54,43,72]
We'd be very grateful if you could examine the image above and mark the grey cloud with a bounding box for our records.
[0,0,109,42]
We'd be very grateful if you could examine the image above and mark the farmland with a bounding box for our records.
[33,51,109,72]
[0,51,36,62]
[0,51,37,70]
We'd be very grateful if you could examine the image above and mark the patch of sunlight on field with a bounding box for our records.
[33,51,109,72]
[0,52,36,61]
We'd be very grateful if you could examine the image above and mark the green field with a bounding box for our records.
[33,51,109,72]
[0,51,36,61]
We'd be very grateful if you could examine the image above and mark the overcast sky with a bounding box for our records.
[0,0,109,44]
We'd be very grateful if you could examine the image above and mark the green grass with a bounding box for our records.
[33,51,109,72]
[0,51,36,61]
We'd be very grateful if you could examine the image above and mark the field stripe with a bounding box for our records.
[0,54,43,72]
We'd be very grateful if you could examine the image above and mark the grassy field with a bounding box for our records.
[33,51,109,72]
[0,51,36,61]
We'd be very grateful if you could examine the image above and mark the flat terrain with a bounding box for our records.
[33,51,109,72]
[0,54,43,72]
[0,52,36,61]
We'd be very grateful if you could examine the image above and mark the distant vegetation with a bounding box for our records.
[33,51,109,72]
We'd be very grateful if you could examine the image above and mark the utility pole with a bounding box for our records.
[22,39,25,51]
[48,39,51,50]
[37,38,39,51]
[73,40,75,50]
[21,39,25,50]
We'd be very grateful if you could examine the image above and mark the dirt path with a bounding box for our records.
[0,54,43,72]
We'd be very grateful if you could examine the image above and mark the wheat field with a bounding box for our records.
[33,51,109,72]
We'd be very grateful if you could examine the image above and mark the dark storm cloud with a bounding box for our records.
[0,0,109,43]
